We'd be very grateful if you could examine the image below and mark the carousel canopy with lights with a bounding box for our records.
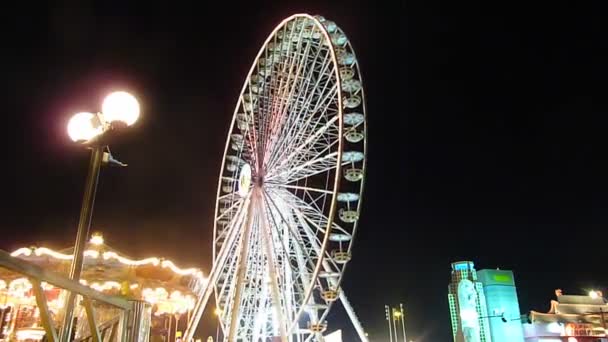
[2,232,206,316]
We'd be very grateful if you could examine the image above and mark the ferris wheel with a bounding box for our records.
[184,14,368,341]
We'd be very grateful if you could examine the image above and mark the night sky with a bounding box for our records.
[2,1,608,341]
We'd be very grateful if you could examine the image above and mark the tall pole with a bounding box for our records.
[392,308,398,342]
[385,305,393,342]
[400,304,408,342]
[60,145,104,341]
[168,314,173,342]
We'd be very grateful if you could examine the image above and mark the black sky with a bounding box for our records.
[2,1,608,341]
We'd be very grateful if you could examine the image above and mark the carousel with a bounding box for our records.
[0,232,205,341]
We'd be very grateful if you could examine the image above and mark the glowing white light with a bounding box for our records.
[547,322,564,334]
[10,245,206,284]
[8,278,32,297]
[568,338,578,342]
[102,91,140,126]
[10,247,32,257]
[67,112,103,142]
[103,251,160,266]
[589,290,599,299]
[89,281,121,292]
[142,287,169,305]
[90,232,104,245]
[34,247,72,260]
[460,309,478,321]
[161,260,202,277]
[16,328,45,341]
[83,250,99,258]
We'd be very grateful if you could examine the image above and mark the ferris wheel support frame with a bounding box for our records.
[227,197,257,341]
[258,191,289,341]
[293,207,369,342]
[183,193,251,341]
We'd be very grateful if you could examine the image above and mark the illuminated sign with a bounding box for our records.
[492,274,512,283]
[565,323,594,336]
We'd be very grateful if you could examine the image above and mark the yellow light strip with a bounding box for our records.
[102,251,160,266]
[161,260,201,277]
[89,281,121,291]
[34,247,72,260]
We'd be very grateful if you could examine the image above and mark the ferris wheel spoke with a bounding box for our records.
[256,19,306,167]
[263,190,318,274]
[262,25,327,169]
[270,183,334,195]
[274,188,352,238]
[262,191,310,315]
[264,46,336,172]
[266,78,338,173]
[215,197,244,222]
[263,190,321,325]
[261,25,312,162]
[267,149,339,185]
[271,65,339,162]
[266,114,339,179]
[267,191,331,335]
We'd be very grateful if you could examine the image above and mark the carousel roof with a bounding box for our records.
[2,232,206,314]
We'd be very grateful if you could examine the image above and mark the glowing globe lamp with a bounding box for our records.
[101,91,140,126]
[67,112,102,142]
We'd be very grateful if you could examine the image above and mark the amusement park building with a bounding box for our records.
[477,269,525,342]
[523,290,608,341]
[448,261,526,342]
[0,232,205,341]
[448,261,493,342]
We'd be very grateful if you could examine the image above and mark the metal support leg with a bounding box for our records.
[183,193,252,342]
[339,292,368,342]
[258,194,288,342]
[82,297,102,342]
[31,279,58,342]
[293,211,369,342]
[227,197,256,341]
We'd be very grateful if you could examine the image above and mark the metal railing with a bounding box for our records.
[0,249,133,342]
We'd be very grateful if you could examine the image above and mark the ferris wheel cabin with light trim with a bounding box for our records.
[185,13,368,341]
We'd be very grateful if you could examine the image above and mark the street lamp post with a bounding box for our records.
[385,305,393,342]
[60,91,140,341]
[399,303,408,342]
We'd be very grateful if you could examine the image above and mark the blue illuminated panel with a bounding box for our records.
[477,269,525,342]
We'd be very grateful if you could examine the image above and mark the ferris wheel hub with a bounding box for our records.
[237,163,252,197]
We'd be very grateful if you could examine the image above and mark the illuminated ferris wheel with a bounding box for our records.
[185,14,368,341]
